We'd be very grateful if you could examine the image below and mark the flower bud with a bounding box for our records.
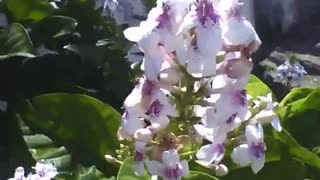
[251,110,277,125]
[214,164,229,176]
[134,128,153,142]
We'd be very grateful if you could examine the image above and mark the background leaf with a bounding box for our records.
[16,93,122,176]
[117,157,150,180]
[246,75,272,98]
[4,0,53,22]
[0,23,36,58]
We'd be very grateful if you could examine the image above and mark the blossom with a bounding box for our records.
[194,125,226,165]
[177,0,223,77]
[146,149,189,180]
[8,167,26,180]
[231,124,266,174]
[201,88,250,132]
[251,93,282,132]
[221,0,261,52]
[144,90,177,131]
[276,59,307,86]
[28,162,58,180]
[102,0,147,26]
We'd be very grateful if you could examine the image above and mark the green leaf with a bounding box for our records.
[0,23,36,58]
[117,157,150,180]
[278,88,313,107]
[246,75,272,98]
[18,119,113,179]
[75,165,116,180]
[276,88,320,149]
[4,0,53,22]
[272,129,320,169]
[16,93,121,169]
[183,171,220,180]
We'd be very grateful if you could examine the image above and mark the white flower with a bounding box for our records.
[194,125,226,165]
[231,124,266,174]
[103,0,147,26]
[144,90,177,131]
[251,93,282,132]
[124,78,158,114]
[28,161,58,180]
[221,0,261,52]
[217,51,253,79]
[276,59,307,86]
[178,0,223,77]
[120,110,144,140]
[146,149,189,180]
[201,89,250,132]
[8,167,26,180]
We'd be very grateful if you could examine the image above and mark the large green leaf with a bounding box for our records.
[16,93,121,171]
[272,129,320,169]
[276,88,320,149]
[246,75,272,98]
[0,23,36,58]
[4,0,53,22]
[117,157,150,180]
[18,120,114,179]
[278,88,313,107]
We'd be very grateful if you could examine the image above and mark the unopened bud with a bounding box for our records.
[214,164,229,176]
[251,110,276,124]
[105,155,115,163]
[134,128,153,142]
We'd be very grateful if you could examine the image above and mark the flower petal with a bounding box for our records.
[180,160,190,177]
[161,149,180,169]
[145,159,166,177]
[231,144,250,166]
[196,144,225,165]
[245,124,263,144]
[123,27,144,42]
[271,116,282,132]
[250,153,265,174]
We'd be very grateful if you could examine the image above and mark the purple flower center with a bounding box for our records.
[146,100,164,118]
[135,151,144,162]
[213,144,225,155]
[156,4,171,29]
[164,164,182,178]
[250,142,265,158]
[196,0,219,26]
[226,113,237,125]
[233,89,247,107]
[142,80,155,95]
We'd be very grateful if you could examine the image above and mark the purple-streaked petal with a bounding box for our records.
[250,152,265,174]
[196,144,225,165]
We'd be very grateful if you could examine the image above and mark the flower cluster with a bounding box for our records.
[8,161,58,180]
[118,0,281,178]
[275,55,307,86]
